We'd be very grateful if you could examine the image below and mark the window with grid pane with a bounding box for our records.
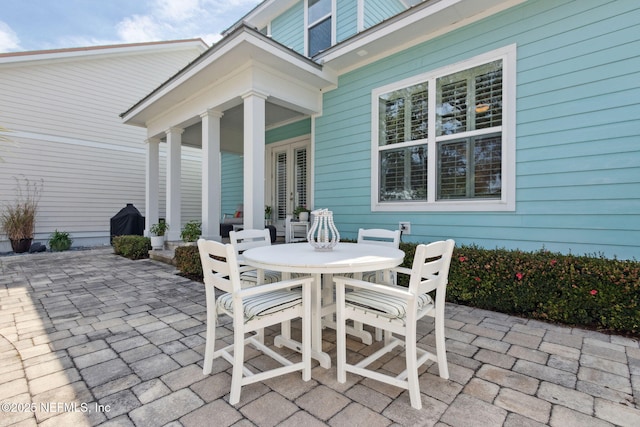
[308,0,332,56]
[375,54,507,208]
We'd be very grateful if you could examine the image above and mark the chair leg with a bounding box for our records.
[229,325,245,405]
[336,283,347,383]
[434,311,449,379]
[203,287,216,375]
[302,281,312,381]
[405,326,422,410]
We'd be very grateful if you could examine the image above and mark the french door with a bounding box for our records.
[267,137,311,236]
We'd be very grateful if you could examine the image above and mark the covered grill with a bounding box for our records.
[110,203,144,243]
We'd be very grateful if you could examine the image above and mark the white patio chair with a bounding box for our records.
[229,228,281,286]
[197,238,312,405]
[351,228,402,342]
[356,228,402,283]
[334,239,455,410]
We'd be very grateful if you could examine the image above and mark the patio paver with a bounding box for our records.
[1,247,639,426]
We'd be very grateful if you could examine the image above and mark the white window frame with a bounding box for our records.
[371,44,516,212]
[305,0,336,57]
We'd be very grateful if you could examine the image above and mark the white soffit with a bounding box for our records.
[317,0,527,73]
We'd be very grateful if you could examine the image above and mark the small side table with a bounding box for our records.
[287,220,309,243]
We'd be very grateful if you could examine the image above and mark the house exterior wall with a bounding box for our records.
[314,0,640,259]
[0,44,205,251]
[271,1,305,54]
[270,0,407,55]
[363,0,405,29]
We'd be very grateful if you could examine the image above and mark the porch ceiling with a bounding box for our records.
[178,102,304,154]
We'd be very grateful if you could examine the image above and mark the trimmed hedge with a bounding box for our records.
[448,245,639,335]
[175,246,203,279]
[174,241,640,335]
[112,235,150,260]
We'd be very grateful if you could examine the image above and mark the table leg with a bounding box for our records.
[321,273,373,345]
[274,272,331,368]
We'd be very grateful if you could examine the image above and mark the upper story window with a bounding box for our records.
[307,0,332,56]
[372,45,516,212]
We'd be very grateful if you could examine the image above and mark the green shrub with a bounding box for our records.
[48,229,72,251]
[172,239,640,335]
[175,246,202,279]
[448,245,640,335]
[181,221,201,242]
[112,235,150,260]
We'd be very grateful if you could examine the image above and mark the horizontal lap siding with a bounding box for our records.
[0,47,203,250]
[315,0,640,259]
[271,1,304,55]
[337,0,357,42]
[221,153,244,216]
[364,0,405,29]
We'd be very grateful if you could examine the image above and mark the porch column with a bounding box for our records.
[242,90,267,230]
[165,127,183,241]
[144,137,161,236]
[200,109,223,241]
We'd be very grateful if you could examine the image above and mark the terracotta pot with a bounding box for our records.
[10,238,33,253]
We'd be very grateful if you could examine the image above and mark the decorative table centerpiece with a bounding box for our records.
[307,208,340,251]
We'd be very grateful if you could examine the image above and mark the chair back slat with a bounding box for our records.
[357,228,401,247]
[229,229,272,253]
[197,238,242,294]
[408,240,455,296]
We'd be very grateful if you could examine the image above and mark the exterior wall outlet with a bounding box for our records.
[399,221,411,235]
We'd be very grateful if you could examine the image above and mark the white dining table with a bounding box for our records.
[242,242,405,368]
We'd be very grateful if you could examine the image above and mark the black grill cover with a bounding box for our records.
[110,204,144,243]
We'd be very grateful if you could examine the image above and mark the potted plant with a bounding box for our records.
[149,221,169,250]
[293,206,310,222]
[48,230,72,251]
[265,205,272,219]
[180,220,201,244]
[1,176,43,253]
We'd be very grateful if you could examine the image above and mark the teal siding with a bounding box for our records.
[221,152,243,216]
[271,1,304,55]
[337,0,357,42]
[314,0,640,259]
[266,118,311,143]
[364,0,405,28]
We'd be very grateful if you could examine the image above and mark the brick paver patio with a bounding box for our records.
[1,248,639,426]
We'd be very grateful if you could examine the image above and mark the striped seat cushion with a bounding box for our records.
[345,290,433,320]
[343,271,393,284]
[239,269,282,285]
[217,289,302,321]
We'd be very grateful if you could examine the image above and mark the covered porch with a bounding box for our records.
[121,24,337,242]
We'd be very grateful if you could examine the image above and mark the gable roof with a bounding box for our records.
[0,39,208,65]
[317,0,526,73]
[120,24,336,126]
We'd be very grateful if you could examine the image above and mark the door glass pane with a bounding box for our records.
[275,151,287,220]
[294,147,308,209]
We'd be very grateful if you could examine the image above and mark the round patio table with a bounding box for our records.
[242,242,405,368]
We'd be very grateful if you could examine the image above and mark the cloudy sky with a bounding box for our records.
[0,0,263,53]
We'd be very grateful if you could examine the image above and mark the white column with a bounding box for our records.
[200,109,223,241]
[242,90,267,230]
[145,137,160,236]
[165,127,183,241]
